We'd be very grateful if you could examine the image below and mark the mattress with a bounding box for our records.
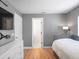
[52,38,79,59]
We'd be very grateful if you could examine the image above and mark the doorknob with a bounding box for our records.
[41,32,42,34]
[41,42,43,44]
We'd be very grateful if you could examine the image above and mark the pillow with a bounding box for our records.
[70,35,79,41]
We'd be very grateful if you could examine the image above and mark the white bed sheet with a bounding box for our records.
[52,38,79,59]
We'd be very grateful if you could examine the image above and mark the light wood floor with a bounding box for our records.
[24,48,59,59]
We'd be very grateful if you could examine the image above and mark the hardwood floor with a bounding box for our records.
[24,48,59,59]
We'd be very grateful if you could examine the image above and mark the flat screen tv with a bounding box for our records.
[0,7,14,30]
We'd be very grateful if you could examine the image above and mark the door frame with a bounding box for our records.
[77,16,79,36]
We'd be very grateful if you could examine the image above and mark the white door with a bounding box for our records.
[32,18,43,48]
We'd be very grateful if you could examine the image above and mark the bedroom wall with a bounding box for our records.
[67,6,79,35]
[23,14,67,47]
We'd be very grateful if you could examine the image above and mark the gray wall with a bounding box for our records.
[67,6,79,35]
[23,14,67,47]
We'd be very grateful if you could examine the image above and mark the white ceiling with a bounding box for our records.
[7,0,79,14]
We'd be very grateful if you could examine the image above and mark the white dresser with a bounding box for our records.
[0,40,23,59]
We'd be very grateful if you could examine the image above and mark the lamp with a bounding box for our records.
[62,26,70,35]
[62,26,69,30]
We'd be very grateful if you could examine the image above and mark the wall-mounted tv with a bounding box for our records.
[0,7,14,30]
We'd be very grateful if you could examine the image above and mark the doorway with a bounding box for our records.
[32,18,43,48]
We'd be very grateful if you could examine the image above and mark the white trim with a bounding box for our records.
[43,46,52,48]
[24,47,32,49]
[24,46,51,49]
[78,16,79,36]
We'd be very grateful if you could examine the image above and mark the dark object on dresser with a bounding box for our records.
[0,32,10,40]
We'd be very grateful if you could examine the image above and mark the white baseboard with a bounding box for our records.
[43,46,52,48]
[24,46,51,49]
[24,47,32,49]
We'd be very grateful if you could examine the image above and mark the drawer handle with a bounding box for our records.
[8,57,10,59]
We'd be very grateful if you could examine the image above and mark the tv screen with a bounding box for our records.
[0,7,14,30]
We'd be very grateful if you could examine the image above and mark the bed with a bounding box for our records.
[52,38,79,59]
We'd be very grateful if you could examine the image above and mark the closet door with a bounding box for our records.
[32,18,44,48]
[14,13,22,40]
